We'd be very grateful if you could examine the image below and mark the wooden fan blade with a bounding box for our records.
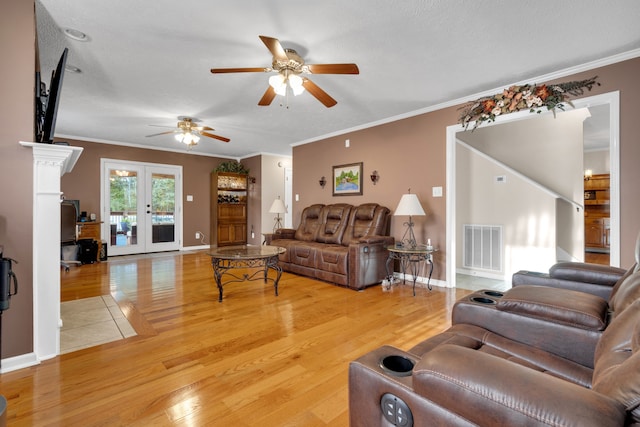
[259,35,288,61]
[211,67,267,73]
[306,64,360,74]
[146,130,176,137]
[302,78,337,108]
[201,132,230,143]
[258,86,277,106]
[193,126,214,131]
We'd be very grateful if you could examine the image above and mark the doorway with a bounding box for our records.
[445,91,620,287]
[101,159,182,256]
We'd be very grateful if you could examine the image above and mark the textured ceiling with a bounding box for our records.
[35,0,640,158]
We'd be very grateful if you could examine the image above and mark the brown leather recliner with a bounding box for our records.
[512,231,640,300]
[349,271,640,426]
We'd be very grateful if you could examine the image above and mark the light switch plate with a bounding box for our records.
[186,195,193,202]
[432,186,443,197]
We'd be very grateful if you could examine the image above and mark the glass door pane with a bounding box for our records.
[103,160,181,256]
[148,171,177,249]
[107,166,143,256]
[151,173,175,243]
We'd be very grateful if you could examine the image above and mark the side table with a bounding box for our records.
[386,244,438,295]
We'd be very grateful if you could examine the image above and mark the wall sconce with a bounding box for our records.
[319,176,326,188]
[584,169,593,181]
[370,170,379,185]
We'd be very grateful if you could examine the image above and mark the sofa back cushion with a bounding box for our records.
[342,203,390,245]
[592,298,640,423]
[316,204,352,244]
[609,271,640,314]
[294,204,325,242]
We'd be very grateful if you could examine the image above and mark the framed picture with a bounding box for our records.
[332,162,363,196]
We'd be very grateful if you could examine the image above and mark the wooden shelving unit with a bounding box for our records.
[584,173,610,251]
[210,172,248,247]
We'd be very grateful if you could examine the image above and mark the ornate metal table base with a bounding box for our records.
[386,245,437,296]
[208,245,285,302]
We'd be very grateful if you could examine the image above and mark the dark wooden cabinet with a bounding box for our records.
[584,174,610,251]
[77,221,102,261]
[210,172,248,246]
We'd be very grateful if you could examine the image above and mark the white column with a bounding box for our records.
[20,142,83,360]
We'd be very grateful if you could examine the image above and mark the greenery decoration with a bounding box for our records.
[214,160,249,174]
[459,76,600,131]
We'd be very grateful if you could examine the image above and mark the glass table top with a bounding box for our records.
[208,245,285,259]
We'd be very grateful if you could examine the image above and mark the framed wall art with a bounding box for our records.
[332,162,363,196]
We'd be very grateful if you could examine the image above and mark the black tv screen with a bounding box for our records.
[36,47,68,143]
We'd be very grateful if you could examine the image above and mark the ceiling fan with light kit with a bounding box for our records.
[146,117,230,148]
[211,35,359,108]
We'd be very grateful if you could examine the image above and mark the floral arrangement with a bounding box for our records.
[459,76,600,131]
[214,160,249,174]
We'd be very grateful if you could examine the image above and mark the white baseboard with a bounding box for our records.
[1,352,40,373]
[391,273,451,289]
[181,245,210,251]
[456,267,507,282]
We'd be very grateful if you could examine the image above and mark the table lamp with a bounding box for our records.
[394,189,426,248]
[269,197,287,232]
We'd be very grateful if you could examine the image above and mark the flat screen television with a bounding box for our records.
[35,47,68,143]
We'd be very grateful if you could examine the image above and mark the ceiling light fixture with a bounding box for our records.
[269,70,305,97]
[175,131,200,147]
[64,64,82,73]
[63,28,88,41]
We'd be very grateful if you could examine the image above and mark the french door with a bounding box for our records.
[101,159,182,256]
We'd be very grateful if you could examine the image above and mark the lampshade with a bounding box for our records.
[269,198,287,214]
[394,193,426,216]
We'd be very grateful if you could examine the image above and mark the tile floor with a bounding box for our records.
[455,273,510,292]
[60,295,136,354]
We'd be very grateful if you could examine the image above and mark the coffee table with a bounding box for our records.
[208,245,286,302]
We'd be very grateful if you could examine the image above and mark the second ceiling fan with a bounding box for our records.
[211,35,359,108]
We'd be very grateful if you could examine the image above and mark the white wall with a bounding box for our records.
[260,155,291,236]
[456,108,589,279]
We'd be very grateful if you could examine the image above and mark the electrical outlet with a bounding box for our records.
[195,232,201,239]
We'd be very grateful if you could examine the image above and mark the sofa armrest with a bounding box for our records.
[512,267,620,300]
[357,235,394,245]
[550,262,627,285]
[272,228,296,241]
[347,238,394,290]
[414,345,625,426]
[496,285,609,331]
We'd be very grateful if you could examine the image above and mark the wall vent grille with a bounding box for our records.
[463,224,502,272]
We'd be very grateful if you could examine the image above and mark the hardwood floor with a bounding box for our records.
[1,251,472,426]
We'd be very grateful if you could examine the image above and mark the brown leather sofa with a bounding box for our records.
[266,203,393,290]
[349,264,640,425]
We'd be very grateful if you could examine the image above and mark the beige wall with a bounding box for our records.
[292,57,640,277]
[0,0,35,359]
[59,139,232,248]
[3,2,640,362]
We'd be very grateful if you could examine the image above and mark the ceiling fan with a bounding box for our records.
[211,35,359,108]
[146,117,230,147]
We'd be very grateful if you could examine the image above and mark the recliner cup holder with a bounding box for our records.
[470,296,496,305]
[380,355,415,377]
[482,290,504,298]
